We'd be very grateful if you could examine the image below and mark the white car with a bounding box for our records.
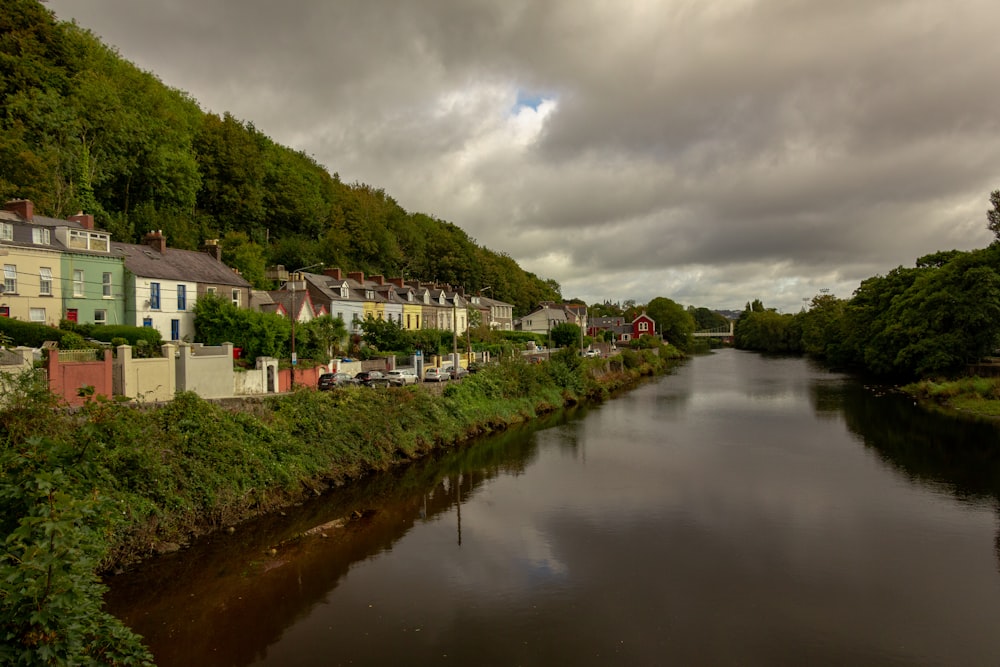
[423,367,450,382]
[386,369,417,386]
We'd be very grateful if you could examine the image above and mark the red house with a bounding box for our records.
[632,313,656,340]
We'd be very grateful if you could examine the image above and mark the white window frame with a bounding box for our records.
[0,222,12,241]
[102,272,112,298]
[32,228,50,245]
[94,309,107,325]
[29,307,45,323]
[39,267,52,295]
[73,269,84,297]
[231,288,240,307]
[3,264,16,294]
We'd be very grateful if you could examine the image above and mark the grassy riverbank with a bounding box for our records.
[903,376,1000,418]
[0,346,681,664]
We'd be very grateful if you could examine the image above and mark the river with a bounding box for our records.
[105,349,1000,666]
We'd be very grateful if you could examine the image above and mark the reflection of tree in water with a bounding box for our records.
[818,379,1000,574]
[105,410,576,666]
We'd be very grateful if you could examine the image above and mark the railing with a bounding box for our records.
[54,348,102,363]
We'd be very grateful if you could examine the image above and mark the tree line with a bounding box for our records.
[734,193,1000,380]
[0,0,559,315]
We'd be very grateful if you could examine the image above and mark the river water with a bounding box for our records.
[105,349,1000,666]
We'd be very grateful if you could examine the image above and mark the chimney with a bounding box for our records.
[370,275,384,285]
[388,277,405,287]
[324,268,343,280]
[4,199,33,221]
[347,271,364,283]
[144,229,167,253]
[68,212,95,229]
[202,239,222,261]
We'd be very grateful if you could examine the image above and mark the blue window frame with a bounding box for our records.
[171,319,180,341]
[150,282,161,309]
[177,284,187,311]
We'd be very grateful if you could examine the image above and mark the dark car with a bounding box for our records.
[354,370,389,387]
[318,372,355,390]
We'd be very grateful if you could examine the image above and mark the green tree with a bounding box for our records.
[360,315,411,353]
[550,322,581,349]
[193,293,290,360]
[646,297,695,351]
[987,190,1000,239]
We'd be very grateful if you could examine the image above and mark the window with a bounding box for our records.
[102,272,112,297]
[3,265,16,294]
[231,288,240,307]
[32,228,50,245]
[0,222,11,241]
[149,282,160,309]
[207,286,217,295]
[171,319,180,341]
[39,267,52,295]
[29,307,45,323]
[68,230,110,252]
[177,284,187,311]
[94,309,107,325]
[142,317,152,328]
[73,269,84,297]
[639,321,648,332]
[337,311,344,322]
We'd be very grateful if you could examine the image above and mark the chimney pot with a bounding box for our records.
[323,268,343,280]
[144,230,167,253]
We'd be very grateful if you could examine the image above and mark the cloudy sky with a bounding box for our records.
[46,0,1000,312]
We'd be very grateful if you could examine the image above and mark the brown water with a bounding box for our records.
[105,349,1000,666]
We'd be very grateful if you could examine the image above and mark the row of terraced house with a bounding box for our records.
[0,199,516,343]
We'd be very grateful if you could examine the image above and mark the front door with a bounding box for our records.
[66,309,78,323]
[171,319,180,341]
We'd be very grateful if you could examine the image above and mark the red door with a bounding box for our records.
[66,309,78,322]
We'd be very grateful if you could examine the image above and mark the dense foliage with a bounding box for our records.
[0,346,681,662]
[735,242,1000,380]
[0,0,559,314]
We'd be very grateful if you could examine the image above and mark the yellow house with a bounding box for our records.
[1,213,65,326]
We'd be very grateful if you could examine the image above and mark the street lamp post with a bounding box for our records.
[289,263,323,389]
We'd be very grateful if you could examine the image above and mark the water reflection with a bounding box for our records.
[104,411,575,666]
[105,351,1000,666]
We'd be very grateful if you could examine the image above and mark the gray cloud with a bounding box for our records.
[47,0,1000,311]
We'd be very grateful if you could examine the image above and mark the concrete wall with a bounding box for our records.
[44,348,113,407]
[175,342,235,399]
[234,356,279,395]
[114,343,176,403]
[1,347,36,405]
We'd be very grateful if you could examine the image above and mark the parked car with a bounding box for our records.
[443,365,469,380]
[423,367,450,382]
[386,369,417,386]
[583,349,600,358]
[354,370,389,387]
[467,362,484,374]
[318,372,355,390]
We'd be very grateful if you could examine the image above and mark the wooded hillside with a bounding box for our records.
[0,0,560,314]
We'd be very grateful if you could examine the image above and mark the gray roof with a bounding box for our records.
[111,242,251,287]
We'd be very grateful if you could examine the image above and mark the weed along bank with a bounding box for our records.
[0,345,682,664]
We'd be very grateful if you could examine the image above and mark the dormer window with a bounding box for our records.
[0,223,12,241]
[339,282,349,298]
[366,289,374,300]
[68,230,110,252]
[32,228,50,245]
